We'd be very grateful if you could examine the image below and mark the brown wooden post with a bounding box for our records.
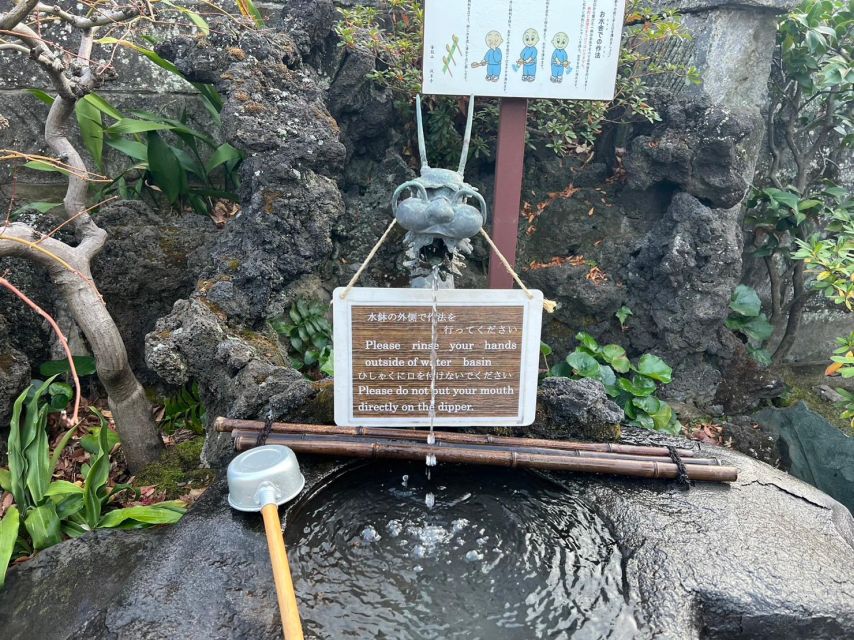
[488,97,529,289]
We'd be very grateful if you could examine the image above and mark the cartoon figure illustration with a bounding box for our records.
[550,32,571,83]
[516,28,539,82]
[470,30,503,82]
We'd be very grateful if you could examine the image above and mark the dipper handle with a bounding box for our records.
[261,503,304,640]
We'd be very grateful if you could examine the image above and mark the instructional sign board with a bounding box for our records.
[333,288,543,427]
[422,0,626,100]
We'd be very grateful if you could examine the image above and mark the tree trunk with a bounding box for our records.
[1,96,163,472]
[773,260,806,365]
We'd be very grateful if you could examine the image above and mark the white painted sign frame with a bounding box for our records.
[333,287,544,427]
[422,0,627,100]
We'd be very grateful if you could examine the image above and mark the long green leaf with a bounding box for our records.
[83,93,123,120]
[97,503,186,529]
[24,405,50,505]
[26,88,55,105]
[44,480,84,497]
[76,97,104,170]
[162,0,210,35]
[205,143,243,174]
[0,506,20,588]
[105,137,149,162]
[146,131,187,204]
[24,503,62,550]
[106,119,173,135]
[11,201,63,216]
[0,468,10,492]
[23,160,70,176]
[96,38,181,76]
[54,494,84,521]
[82,441,111,528]
[7,389,28,510]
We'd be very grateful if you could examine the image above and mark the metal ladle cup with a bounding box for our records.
[227,445,306,640]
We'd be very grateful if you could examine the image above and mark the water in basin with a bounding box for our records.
[287,462,639,639]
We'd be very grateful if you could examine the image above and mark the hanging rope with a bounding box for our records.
[478,229,557,313]
[338,218,557,313]
[339,218,399,300]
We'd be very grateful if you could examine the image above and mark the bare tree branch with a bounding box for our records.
[35,2,142,29]
[0,0,41,32]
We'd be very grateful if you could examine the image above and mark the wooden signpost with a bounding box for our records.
[333,288,544,427]
[422,0,627,287]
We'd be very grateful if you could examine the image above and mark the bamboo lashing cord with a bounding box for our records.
[338,218,557,313]
[261,503,304,640]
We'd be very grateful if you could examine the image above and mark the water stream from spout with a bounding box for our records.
[424,264,440,507]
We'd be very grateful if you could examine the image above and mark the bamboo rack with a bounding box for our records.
[215,418,699,458]
[217,418,737,484]
[230,430,721,466]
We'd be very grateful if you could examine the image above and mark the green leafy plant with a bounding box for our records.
[549,332,680,434]
[830,332,854,428]
[725,285,774,365]
[335,0,699,162]
[271,300,335,378]
[746,0,853,363]
[38,356,97,378]
[616,305,634,330]
[0,381,185,586]
[157,383,207,435]
[26,40,242,216]
[792,204,854,309]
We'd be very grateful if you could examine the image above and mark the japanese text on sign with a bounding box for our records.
[333,288,543,427]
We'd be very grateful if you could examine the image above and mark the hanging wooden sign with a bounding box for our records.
[422,0,626,100]
[333,288,543,427]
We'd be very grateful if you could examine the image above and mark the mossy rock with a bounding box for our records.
[134,438,215,500]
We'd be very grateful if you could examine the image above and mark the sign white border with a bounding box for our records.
[333,287,543,427]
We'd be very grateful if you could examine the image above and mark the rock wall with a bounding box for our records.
[145,10,348,464]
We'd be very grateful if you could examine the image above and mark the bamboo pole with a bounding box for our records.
[233,434,738,483]
[215,417,699,458]
[260,503,304,640]
[231,430,721,466]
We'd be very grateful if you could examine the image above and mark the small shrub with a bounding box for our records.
[271,299,335,378]
[547,332,681,434]
[725,285,774,365]
[156,383,207,435]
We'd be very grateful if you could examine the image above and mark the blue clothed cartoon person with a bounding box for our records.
[550,32,571,83]
[516,28,539,82]
[471,30,503,82]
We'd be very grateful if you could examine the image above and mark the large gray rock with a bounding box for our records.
[623,193,744,404]
[3,433,852,639]
[92,201,217,381]
[535,377,624,440]
[751,402,854,513]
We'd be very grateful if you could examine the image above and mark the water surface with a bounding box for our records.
[288,463,638,640]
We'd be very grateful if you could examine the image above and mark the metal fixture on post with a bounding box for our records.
[392,95,486,289]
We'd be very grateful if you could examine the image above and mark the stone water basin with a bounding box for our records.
[288,462,638,639]
[3,433,854,639]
